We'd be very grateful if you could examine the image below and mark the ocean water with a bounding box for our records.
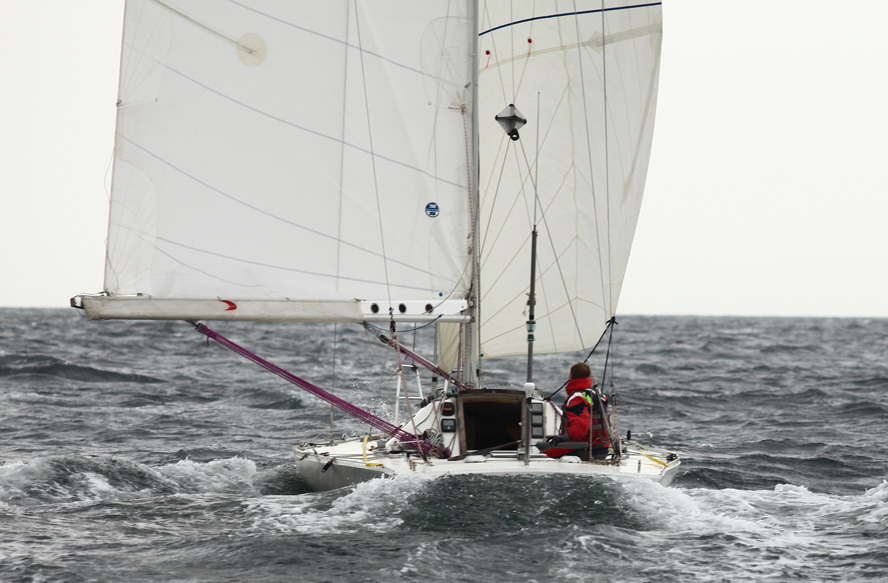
[1,308,886,582]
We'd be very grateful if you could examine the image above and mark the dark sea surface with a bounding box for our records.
[1,308,886,582]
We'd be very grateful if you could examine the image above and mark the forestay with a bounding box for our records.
[85,1,475,322]
[475,1,662,359]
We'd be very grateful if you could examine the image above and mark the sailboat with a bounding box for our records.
[72,1,679,491]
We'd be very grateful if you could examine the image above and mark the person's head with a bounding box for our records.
[570,362,591,380]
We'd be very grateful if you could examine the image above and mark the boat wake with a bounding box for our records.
[240,475,888,580]
[2,448,886,581]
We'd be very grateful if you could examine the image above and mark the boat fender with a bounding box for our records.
[321,459,334,473]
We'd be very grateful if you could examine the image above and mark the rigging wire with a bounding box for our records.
[477,133,513,259]
[601,1,613,317]
[544,316,615,400]
[334,1,352,298]
[329,322,339,442]
[353,3,393,306]
[605,318,620,453]
[572,0,609,318]
[389,320,426,460]
[354,3,412,423]
[363,316,442,335]
[517,138,586,351]
[329,3,350,440]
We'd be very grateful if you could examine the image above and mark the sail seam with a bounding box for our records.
[227,0,456,85]
[152,65,467,190]
[117,136,442,280]
[151,236,440,293]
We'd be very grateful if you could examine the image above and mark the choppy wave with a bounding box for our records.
[242,475,888,581]
[0,355,162,384]
[0,456,311,507]
[2,309,887,582]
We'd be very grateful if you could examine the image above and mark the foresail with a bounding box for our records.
[476,1,662,359]
[87,1,475,321]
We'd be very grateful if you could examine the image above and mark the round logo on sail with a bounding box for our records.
[425,202,440,218]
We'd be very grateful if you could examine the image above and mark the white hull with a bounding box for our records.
[294,439,680,492]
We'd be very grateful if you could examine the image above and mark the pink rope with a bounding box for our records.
[195,324,445,457]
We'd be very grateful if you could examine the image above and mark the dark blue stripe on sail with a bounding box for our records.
[479,2,662,36]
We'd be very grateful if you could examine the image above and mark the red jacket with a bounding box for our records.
[544,377,611,458]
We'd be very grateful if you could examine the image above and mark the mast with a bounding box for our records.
[525,93,541,385]
[461,0,482,389]
[522,95,541,465]
[523,225,538,465]
[525,227,537,383]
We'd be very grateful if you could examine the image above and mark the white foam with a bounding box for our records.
[0,460,32,505]
[246,473,435,535]
[157,457,259,495]
[0,456,265,506]
[601,478,888,579]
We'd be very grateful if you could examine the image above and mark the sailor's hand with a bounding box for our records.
[547,434,568,444]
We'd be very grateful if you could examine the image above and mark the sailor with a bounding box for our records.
[543,362,611,460]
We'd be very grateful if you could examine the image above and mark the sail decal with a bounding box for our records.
[479,2,663,36]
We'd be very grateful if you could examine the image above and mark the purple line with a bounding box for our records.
[195,324,445,457]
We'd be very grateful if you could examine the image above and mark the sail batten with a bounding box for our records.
[479,3,662,37]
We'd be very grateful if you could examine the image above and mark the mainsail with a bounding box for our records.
[76,0,663,375]
[84,1,476,323]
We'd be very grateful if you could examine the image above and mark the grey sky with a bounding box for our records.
[2,1,886,317]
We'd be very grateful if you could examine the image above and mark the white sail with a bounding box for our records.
[86,1,475,322]
[476,1,662,359]
[79,0,663,363]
